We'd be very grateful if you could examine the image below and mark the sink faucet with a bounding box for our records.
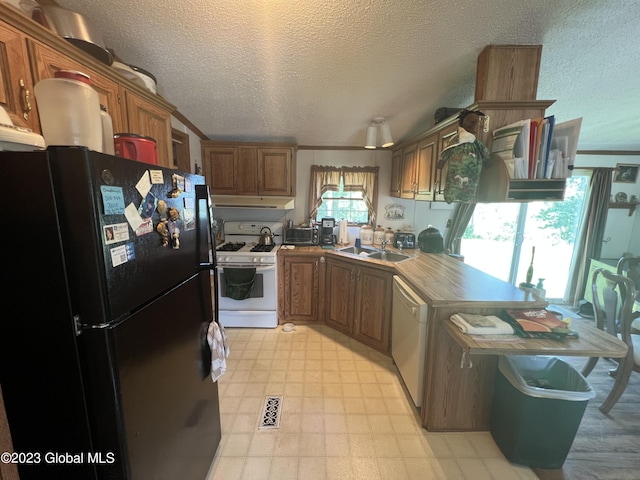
[396,241,403,252]
[381,240,388,251]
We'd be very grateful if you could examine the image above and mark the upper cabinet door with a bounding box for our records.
[415,134,437,201]
[121,87,173,168]
[202,145,239,194]
[389,149,402,198]
[400,142,418,199]
[29,40,123,134]
[257,147,294,196]
[434,122,459,202]
[0,22,39,132]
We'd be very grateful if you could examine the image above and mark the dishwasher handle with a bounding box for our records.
[393,277,426,315]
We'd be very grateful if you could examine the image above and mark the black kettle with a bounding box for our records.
[418,226,444,253]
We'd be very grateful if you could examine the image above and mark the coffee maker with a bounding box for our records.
[320,217,336,247]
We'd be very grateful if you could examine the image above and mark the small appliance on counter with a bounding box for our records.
[418,226,444,253]
[320,217,336,248]
[283,225,319,246]
[394,232,416,249]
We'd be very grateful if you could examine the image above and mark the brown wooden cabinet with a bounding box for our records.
[202,141,296,196]
[324,256,392,354]
[389,121,458,202]
[29,40,124,133]
[279,253,325,324]
[0,21,39,132]
[120,87,173,168]
[351,264,392,353]
[325,257,355,334]
[1,7,177,168]
[432,121,460,202]
[389,149,402,197]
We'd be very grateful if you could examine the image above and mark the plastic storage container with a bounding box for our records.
[99,105,115,155]
[490,355,595,468]
[34,70,102,151]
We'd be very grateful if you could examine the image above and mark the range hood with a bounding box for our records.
[211,195,295,210]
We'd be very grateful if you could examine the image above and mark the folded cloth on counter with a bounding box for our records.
[224,268,256,300]
[207,321,230,382]
[450,313,515,335]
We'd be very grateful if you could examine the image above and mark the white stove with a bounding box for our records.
[215,221,282,328]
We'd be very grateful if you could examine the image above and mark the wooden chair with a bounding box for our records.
[617,255,640,333]
[581,268,640,413]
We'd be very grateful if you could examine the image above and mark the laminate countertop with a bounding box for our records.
[278,246,545,309]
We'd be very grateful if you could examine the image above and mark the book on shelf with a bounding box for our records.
[450,313,515,335]
[490,115,581,181]
[499,308,577,340]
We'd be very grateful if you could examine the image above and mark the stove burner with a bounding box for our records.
[216,242,246,252]
[251,244,275,253]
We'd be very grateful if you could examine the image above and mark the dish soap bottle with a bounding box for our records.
[533,278,546,300]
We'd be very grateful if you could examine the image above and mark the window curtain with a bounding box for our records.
[443,202,476,254]
[308,166,341,220]
[308,166,379,224]
[342,167,379,225]
[566,168,612,306]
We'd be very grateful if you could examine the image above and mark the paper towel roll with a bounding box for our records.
[338,220,348,244]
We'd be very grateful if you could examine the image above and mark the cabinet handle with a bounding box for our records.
[482,115,490,133]
[19,79,32,120]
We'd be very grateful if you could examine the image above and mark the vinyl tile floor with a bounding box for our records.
[206,325,539,480]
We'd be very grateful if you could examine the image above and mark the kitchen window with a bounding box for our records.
[460,172,590,301]
[309,166,378,224]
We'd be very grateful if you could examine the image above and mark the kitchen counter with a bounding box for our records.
[279,245,542,309]
[278,245,624,432]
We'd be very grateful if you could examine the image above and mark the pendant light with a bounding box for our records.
[364,117,394,149]
[365,124,377,149]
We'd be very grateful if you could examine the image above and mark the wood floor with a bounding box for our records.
[533,355,640,480]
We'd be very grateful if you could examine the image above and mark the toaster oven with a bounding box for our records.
[393,232,416,249]
[283,227,319,246]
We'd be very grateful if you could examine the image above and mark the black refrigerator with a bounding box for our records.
[0,147,222,479]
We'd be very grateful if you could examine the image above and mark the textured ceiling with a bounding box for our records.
[53,0,640,151]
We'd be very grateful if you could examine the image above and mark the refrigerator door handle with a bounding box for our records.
[195,184,216,271]
[199,321,212,380]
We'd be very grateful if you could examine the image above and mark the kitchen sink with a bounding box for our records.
[337,246,413,263]
[367,251,413,262]
[337,245,379,255]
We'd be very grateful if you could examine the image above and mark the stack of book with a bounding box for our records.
[499,309,577,340]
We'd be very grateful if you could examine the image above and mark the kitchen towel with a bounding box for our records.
[224,268,256,300]
[450,313,514,335]
[207,321,230,382]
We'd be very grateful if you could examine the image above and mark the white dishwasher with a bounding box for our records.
[392,275,428,407]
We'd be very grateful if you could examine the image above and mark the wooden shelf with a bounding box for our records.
[507,179,566,201]
[608,202,638,216]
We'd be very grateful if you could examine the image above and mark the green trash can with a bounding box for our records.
[490,355,595,468]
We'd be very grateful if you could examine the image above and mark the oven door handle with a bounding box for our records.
[218,264,276,273]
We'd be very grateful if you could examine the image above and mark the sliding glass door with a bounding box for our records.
[461,173,590,301]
